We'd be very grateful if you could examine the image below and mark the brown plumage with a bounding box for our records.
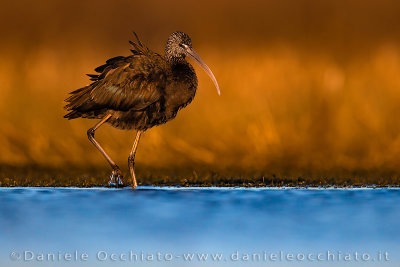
[64,31,220,188]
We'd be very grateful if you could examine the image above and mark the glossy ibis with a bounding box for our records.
[64,31,220,188]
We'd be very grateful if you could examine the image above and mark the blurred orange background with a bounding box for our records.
[1,0,400,176]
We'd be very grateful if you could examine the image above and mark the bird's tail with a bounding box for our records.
[63,85,93,119]
[64,110,81,119]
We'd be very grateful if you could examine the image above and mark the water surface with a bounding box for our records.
[1,187,399,266]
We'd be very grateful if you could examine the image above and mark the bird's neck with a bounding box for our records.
[169,57,196,84]
[166,53,187,64]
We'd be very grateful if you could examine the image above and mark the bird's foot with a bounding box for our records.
[108,168,124,187]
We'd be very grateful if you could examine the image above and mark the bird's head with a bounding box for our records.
[166,31,220,95]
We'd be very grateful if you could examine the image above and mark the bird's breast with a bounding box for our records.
[164,63,198,117]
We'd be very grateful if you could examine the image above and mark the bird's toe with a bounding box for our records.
[108,169,124,188]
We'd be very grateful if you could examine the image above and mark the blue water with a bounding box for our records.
[0,187,399,266]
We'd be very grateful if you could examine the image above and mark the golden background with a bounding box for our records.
[1,0,400,181]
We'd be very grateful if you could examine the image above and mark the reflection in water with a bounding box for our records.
[0,187,399,266]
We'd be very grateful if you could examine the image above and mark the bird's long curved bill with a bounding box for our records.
[185,47,221,95]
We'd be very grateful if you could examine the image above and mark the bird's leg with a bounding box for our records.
[128,130,142,189]
[87,114,124,187]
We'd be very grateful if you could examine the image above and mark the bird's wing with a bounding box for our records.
[65,37,168,114]
[89,54,167,111]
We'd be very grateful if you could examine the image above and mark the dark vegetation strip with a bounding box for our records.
[0,165,399,188]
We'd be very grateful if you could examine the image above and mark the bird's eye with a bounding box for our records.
[179,43,189,49]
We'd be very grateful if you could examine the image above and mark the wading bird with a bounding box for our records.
[64,31,220,188]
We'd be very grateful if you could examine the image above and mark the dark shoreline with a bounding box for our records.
[1,185,400,189]
[1,164,399,188]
